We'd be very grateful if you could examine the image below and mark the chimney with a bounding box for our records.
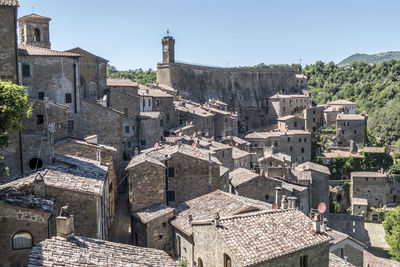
[98,145,107,165]
[275,187,282,207]
[214,212,220,227]
[312,213,321,233]
[322,218,328,232]
[34,172,46,198]
[85,135,98,145]
[56,206,74,238]
[287,196,297,209]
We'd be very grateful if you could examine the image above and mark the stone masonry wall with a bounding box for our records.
[0,5,18,83]
[0,202,51,266]
[147,210,175,252]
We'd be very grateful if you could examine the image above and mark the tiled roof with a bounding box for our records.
[125,154,166,170]
[18,45,80,57]
[336,114,366,121]
[170,190,271,236]
[0,0,19,6]
[258,153,285,163]
[139,111,161,119]
[363,146,385,153]
[223,136,250,145]
[107,78,138,87]
[209,140,231,151]
[351,171,387,178]
[230,168,259,187]
[296,161,331,175]
[278,115,296,121]
[65,47,108,62]
[245,130,310,139]
[18,13,50,22]
[132,203,174,223]
[232,147,250,160]
[214,209,331,266]
[363,250,400,267]
[328,99,356,105]
[54,137,117,152]
[138,84,172,98]
[0,190,54,213]
[220,166,230,177]
[324,106,349,112]
[208,107,231,115]
[149,83,177,93]
[329,253,356,267]
[320,150,363,159]
[28,236,178,266]
[270,93,309,99]
[174,100,214,118]
[280,179,308,192]
[352,198,368,206]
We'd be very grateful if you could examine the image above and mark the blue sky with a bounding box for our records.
[18,0,400,70]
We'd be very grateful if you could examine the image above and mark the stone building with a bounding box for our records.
[126,144,223,209]
[175,100,215,137]
[81,98,124,161]
[221,135,250,152]
[66,47,108,101]
[295,74,308,89]
[0,0,19,83]
[149,82,177,97]
[17,14,84,139]
[258,153,289,173]
[232,147,251,170]
[107,78,140,157]
[269,93,311,119]
[138,84,178,130]
[190,209,331,267]
[323,105,349,128]
[157,35,303,131]
[208,106,238,138]
[336,114,367,147]
[327,99,356,114]
[28,213,178,266]
[277,115,305,131]
[304,105,326,133]
[245,130,312,163]
[293,161,331,214]
[170,190,272,267]
[138,111,164,149]
[0,189,54,266]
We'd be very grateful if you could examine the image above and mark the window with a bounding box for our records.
[142,99,145,108]
[299,138,302,143]
[287,137,291,142]
[341,130,344,134]
[224,254,232,267]
[265,194,270,200]
[274,141,278,147]
[34,28,41,41]
[148,99,151,106]
[269,161,272,166]
[123,108,128,116]
[225,117,228,123]
[312,110,316,114]
[290,146,293,152]
[301,148,304,153]
[65,93,72,104]
[22,64,30,77]
[67,120,74,129]
[127,141,131,148]
[294,122,297,128]
[12,231,33,250]
[354,130,357,134]
[125,125,130,133]
[168,167,175,177]
[38,92,44,100]
[29,158,43,170]
[158,235,163,240]
[300,255,308,267]
[198,258,204,267]
[304,138,307,142]
[37,115,44,125]
[167,190,175,202]
[166,113,170,121]
[312,118,316,122]
[140,140,146,146]
[162,222,167,228]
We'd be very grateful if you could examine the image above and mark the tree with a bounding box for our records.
[383,206,400,261]
[0,80,32,178]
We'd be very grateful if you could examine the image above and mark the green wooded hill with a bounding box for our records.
[303,60,400,145]
[107,65,156,85]
[338,51,400,66]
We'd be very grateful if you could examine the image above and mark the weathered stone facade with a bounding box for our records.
[269,93,311,122]
[336,114,366,147]
[304,105,326,133]
[351,172,391,208]
[0,2,18,83]
[327,214,367,244]
[277,115,305,131]
[66,47,108,101]
[18,13,51,49]
[138,112,163,150]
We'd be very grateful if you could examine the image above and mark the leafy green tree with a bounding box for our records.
[383,206,400,261]
[106,64,156,84]
[0,80,32,178]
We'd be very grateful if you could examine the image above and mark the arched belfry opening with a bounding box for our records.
[34,28,41,42]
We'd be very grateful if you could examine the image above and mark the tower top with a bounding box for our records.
[18,13,51,49]
[161,35,175,64]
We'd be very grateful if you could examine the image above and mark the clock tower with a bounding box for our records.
[162,34,175,64]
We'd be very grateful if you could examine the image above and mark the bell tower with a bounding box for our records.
[17,13,51,49]
[162,32,175,64]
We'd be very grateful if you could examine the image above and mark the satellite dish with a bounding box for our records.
[318,202,326,214]
[235,142,239,147]
[189,121,193,125]
[272,203,279,210]
[191,142,197,149]
[178,132,182,137]
[154,143,159,150]
[211,136,214,141]
[192,132,196,137]
[195,150,201,157]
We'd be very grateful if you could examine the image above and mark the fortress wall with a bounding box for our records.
[157,62,300,130]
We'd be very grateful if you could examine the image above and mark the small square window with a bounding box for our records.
[159,235,163,240]
[166,113,170,121]
[37,115,44,125]
[162,222,167,228]
[38,92,44,100]
[65,93,72,104]
[341,130,344,134]
[354,130,357,134]
[140,140,146,146]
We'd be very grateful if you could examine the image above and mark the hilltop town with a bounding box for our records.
[1,1,400,267]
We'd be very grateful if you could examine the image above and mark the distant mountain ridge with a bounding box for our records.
[338,51,400,66]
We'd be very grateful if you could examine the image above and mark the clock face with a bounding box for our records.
[163,44,169,53]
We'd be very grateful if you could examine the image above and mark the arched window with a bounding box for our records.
[29,157,43,170]
[224,254,232,267]
[198,258,203,267]
[34,28,41,42]
[12,231,33,250]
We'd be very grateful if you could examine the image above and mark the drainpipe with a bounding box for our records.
[73,63,77,113]
[14,6,19,84]
[19,131,23,174]
[208,153,212,191]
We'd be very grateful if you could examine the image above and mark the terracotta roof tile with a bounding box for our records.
[28,236,178,266]
[329,253,355,267]
[351,171,387,178]
[18,45,80,57]
[138,84,172,97]
[328,99,356,105]
[232,147,250,160]
[215,209,331,266]
[230,168,259,187]
[336,114,366,121]
[296,161,331,175]
[0,0,19,6]
[363,250,400,267]
[132,203,174,223]
[18,13,50,21]
[107,78,138,87]
[139,111,161,119]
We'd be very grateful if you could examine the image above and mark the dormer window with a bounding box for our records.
[34,28,41,42]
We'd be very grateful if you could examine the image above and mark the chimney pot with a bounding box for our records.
[56,206,74,238]
[34,173,46,198]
